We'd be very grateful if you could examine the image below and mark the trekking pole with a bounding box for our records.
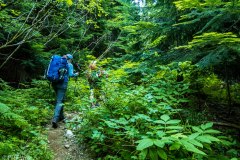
[72,61,81,96]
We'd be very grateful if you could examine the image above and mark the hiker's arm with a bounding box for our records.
[68,63,79,77]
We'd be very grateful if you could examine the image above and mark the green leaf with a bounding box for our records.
[192,126,203,133]
[201,122,213,130]
[139,149,148,160]
[104,120,119,129]
[153,139,165,148]
[166,126,183,130]
[196,136,212,143]
[221,140,232,146]
[203,129,221,134]
[154,120,166,124]
[166,130,180,134]
[165,119,181,124]
[149,149,158,160]
[157,149,167,160]
[189,133,200,140]
[66,0,73,6]
[188,139,203,148]
[169,142,181,150]
[181,140,206,155]
[171,133,187,139]
[136,139,154,151]
[160,115,170,122]
[204,135,220,142]
[156,131,166,138]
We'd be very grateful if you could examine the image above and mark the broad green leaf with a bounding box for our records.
[166,126,183,130]
[204,135,220,142]
[201,122,213,130]
[157,149,167,160]
[192,126,203,133]
[136,139,154,150]
[221,140,232,146]
[171,133,187,139]
[181,140,206,155]
[204,143,212,151]
[188,139,203,148]
[104,120,119,129]
[169,142,181,150]
[156,131,166,138]
[187,145,207,155]
[160,115,170,122]
[153,139,165,148]
[149,149,158,160]
[196,136,212,143]
[66,0,73,6]
[154,120,165,124]
[139,149,148,160]
[203,129,221,134]
[166,119,181,124]
[161,137,174,144]
[189,133,200,140]
[166,130,180,134]
[114,118,129,125]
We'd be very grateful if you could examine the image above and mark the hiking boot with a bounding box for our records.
[52,120,58,128]
[59,118,66,123]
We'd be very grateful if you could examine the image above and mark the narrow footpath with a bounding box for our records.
[47,113,93,160]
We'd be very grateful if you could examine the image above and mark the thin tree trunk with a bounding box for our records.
[225,63,232,116]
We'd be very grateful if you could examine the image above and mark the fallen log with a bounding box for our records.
[213,122,240,130]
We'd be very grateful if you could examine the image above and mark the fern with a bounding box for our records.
[0,103,29,129]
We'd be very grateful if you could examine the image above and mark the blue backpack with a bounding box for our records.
[46,55,68,82]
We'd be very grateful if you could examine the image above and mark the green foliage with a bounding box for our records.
[73,62,236,159]
[0,80,53,159]
[65,77,91,111]
[0,0,240,159]
[57,0,73,6]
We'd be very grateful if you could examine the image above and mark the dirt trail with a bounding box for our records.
[47,113,93,160]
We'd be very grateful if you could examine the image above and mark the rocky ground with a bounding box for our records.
[47,113,93,160]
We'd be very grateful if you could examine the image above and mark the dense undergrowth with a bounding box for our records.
[0,61,240,159]
[0,80,54,159]
[0,0,240,159]
[70,61,240,160]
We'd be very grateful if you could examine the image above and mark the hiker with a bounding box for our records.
[87,61,107,108]
[51,54,79,128]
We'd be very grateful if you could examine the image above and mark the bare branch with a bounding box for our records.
[0,28,33,69]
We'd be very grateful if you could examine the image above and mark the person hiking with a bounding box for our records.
[87,61,107,108]
[51,53,79,128]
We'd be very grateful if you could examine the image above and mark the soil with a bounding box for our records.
[47,113,93,160]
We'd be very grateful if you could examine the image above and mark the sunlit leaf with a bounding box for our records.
[160,115,170,122]
[169,142,181,151]
[201,122,213,130]
[166,119,181,124]
[192,126,203,133]
[196,136,212,143]
[153,139,165,148]
[136,139,154,151]
[181,140,207,155]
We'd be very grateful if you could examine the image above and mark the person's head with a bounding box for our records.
[89,61,97,70]
[66,53,73,62]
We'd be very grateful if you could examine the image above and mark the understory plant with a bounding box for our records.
[74,62,237,159]
[0,79,53,159]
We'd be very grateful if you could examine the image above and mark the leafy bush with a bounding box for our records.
[73,62,236,159]
[0,80,53,159]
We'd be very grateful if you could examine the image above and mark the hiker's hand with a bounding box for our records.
[75,72,79,76]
